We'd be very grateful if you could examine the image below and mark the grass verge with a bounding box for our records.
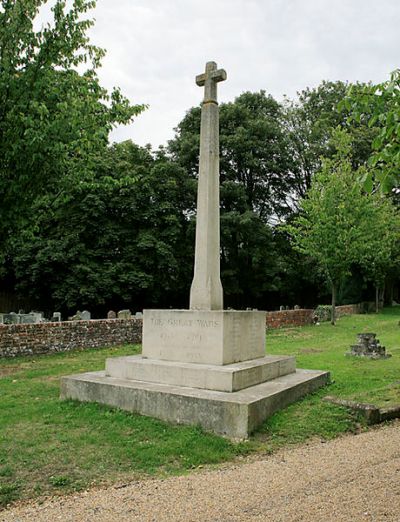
[1,307,399,507]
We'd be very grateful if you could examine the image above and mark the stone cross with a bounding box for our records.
[190,61,226,310]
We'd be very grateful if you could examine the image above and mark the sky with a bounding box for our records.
[41,0,400,148]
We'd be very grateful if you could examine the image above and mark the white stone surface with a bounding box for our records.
[61,368,330,439]
[142,309,266,365]
[105,354,296,392]
[189,61,226,310]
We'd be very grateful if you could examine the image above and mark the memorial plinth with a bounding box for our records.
[60,61,329,439]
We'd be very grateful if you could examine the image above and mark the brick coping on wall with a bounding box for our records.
[0,305,360,358]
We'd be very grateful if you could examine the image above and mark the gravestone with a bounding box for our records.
[52,312,62,322]
[19,314,35,324]
[61,61,329,438]
[3,312,19,324]
[118,309,131,319]
[70,311,82,321]
[81,310,91,321]
[107,310,117,319]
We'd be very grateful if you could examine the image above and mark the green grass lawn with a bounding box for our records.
[1,307,400,507]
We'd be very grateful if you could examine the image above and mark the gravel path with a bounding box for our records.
[3,420,400,522]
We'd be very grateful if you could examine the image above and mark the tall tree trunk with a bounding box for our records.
[331,284,336,325]
[375,285,379,313]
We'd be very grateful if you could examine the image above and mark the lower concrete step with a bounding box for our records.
[105,354,296,392]
[60,368,330,439]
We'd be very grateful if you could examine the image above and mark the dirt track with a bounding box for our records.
[2,420,400,522]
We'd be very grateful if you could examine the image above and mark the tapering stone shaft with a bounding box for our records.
[190,61,226,310]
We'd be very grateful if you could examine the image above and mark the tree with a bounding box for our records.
[168,91,294,308]
[358,195,400,312]
[169,90,295,222]
[286,132,378,324]
[343,69,400,193]
[11,141,195,313]
[0,0,144,271]
[285,80,376,202]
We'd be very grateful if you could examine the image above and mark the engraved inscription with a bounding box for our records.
[151,317,219,328]
[197,320,219,328]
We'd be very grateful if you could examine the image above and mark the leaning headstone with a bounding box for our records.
[81,310,91,321]
[70,311,82,321]
[117,309,131,319]
[61,61,329,439]
[346,333,391,359]
[107,310,117,319]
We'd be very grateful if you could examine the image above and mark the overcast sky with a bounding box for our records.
[67,1,399,147]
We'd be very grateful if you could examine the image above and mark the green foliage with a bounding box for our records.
[286,131,383,323]
[11,141,195,310]
[285,81,376,201]
[169,91,297,308]
[170,90,295,221]
[0,0,145,266]
[343,70,400,192]
[313,305,333,322]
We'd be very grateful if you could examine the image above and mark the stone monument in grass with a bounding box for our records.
[61,61,329,439]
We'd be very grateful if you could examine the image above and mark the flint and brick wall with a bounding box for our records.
[265,309,314,329]
[265,304,361,329]
[336,304,361,317]
[0,319,142,358]
[0,304,361,358]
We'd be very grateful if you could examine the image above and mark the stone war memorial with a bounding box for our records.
[61,62,329,438]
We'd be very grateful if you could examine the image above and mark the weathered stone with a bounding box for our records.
[107,310,117,319]
[117,309,131,319]
[3,312,19,324]
[19,314,35,324]
[106,354,296,392]
[29,311,44,323]
[81,310,91,321]
[142,309,266,365]
[61,369,329,439]
[346,332,391,359]
[189,61,226,311]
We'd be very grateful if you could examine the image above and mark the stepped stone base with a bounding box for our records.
[105,354,296,392]
[60,368,329,439]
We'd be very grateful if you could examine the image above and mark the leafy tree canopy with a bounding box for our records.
[286,131,383,323]
[0,0,145,266]
[285,80,376,201]
[342,69,400,193]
